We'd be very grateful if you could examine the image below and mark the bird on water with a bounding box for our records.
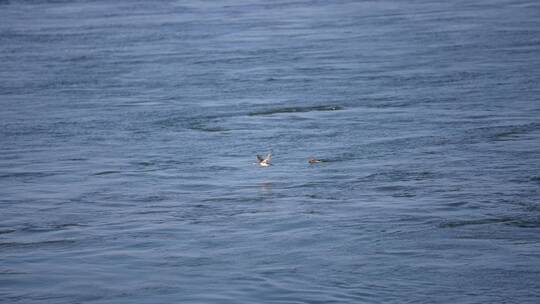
[256,152,272,167]
[308,157,322,164]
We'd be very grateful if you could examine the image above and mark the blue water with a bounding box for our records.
[1,0,540,303]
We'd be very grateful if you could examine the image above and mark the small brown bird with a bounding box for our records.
[308,157,322,164]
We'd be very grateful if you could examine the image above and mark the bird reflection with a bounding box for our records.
[258,182,273,195]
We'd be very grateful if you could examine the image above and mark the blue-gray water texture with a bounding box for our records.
[1,0,540,303]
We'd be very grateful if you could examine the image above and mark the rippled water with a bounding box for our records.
[1,0,540,303]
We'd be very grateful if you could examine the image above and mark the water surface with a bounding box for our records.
[1,0,540,303]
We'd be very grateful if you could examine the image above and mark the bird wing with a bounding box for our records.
[265,152,272,162]
[256,155,264,162]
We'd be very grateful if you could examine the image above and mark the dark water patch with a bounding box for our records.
[64,158,87,161]
[133,195,170,203]
[192,55,260,66]
[392,191,416,198]
[521,203,540,212]
[359,170,437,183]
[131,161,155,167]
[505,219,540,228]
[365,135,452,152]
[375,185,408,192]
[0,229,16,235]
[0,269,27,275]
[248,105,343,116]
[93,170,122,176]
[1,121,74,138]
[305,194,342,201]
[444,201,470,208]
[462,122,540,144]
[188,122,231,133]
[17,223,84,233]
[205,165,239,172]
[153,108,248,131]
[464,114,500,120]
[439,217,515,228]
[530,176,540,182]
[285,181,330,190]
[374,185,417,198]
[495,130,530,141]
[0,171,56,180]
[135,209,172,216]
[0,239,77,251]
[320,152,360,163]
[98,202,136,208]
[160,159,195,166]
[200,196,264,205]
[362,99,427,109]
[52,223,83,229]
[158,256,217,268]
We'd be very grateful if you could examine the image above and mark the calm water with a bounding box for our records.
[1,0,540,303]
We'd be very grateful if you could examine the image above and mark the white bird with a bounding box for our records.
[256,152,272,167]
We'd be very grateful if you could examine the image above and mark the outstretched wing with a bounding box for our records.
[256,154,264,162]
[264,152,272,162]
